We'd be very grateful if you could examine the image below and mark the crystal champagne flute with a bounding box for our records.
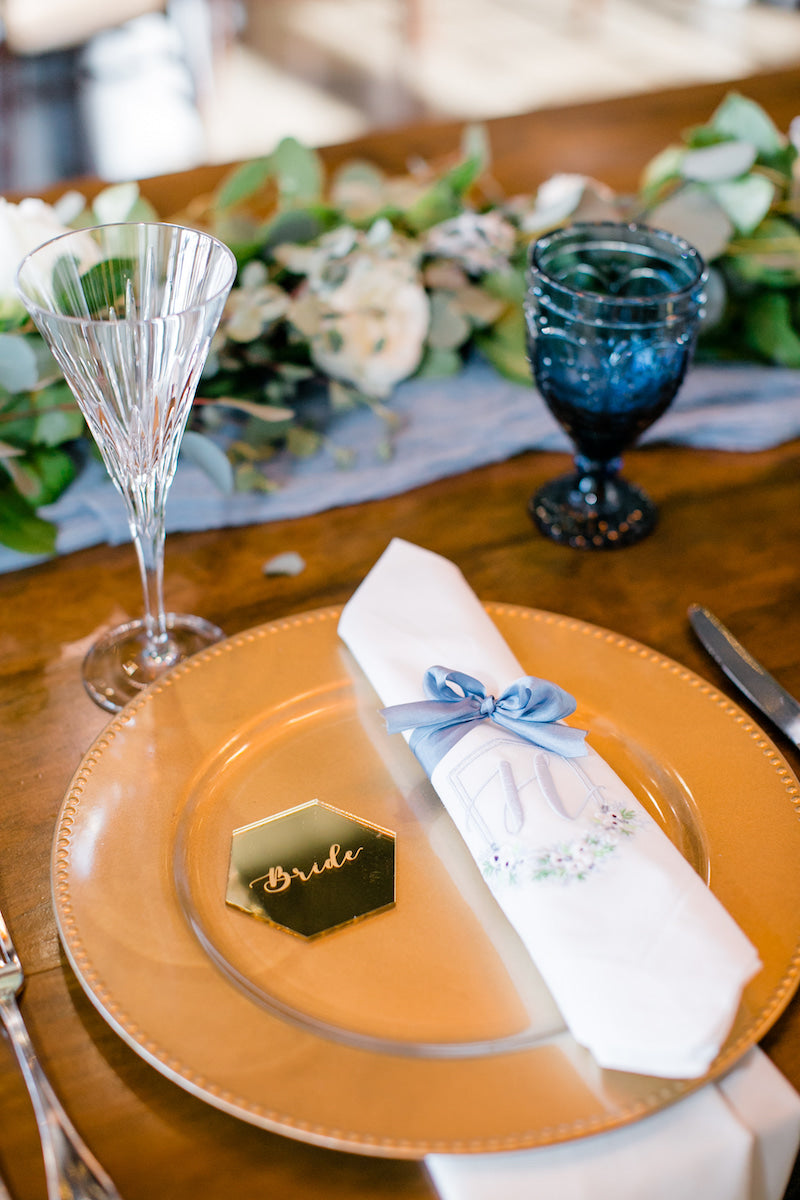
[17,222,236,710]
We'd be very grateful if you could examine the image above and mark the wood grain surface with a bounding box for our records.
[3,66,800,1199]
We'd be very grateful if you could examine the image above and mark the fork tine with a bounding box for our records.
[0,904,121,1199]
[0,907,20,968]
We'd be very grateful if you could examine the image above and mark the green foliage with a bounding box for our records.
[0,478,57,554]
[54,255,137,318]
[3,97,800,560]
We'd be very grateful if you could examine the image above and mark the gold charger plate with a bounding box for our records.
[52,605,800,1158]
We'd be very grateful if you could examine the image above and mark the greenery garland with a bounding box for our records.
[0,91,797,557]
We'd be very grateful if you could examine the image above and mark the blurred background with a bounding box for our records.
[1,0,800,195]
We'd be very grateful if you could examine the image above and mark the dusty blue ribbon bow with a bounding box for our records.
[381,666,587,774]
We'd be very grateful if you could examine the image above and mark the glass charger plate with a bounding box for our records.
[52,604,800,1158]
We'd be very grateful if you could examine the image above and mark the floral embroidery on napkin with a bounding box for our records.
[482,805,639,886]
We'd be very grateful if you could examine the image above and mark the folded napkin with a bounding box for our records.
[426,1047,800,1200]
[338,538,761,1078]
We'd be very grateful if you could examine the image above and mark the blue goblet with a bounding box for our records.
[524,222,706,549]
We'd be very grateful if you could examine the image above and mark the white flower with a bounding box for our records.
[0,197,74,312]
[285,229,429,397]
[569,843,596,872]
[274,226,359,286]
[596,808,624,831]
[223,260,289,343]
[425,210,517,274]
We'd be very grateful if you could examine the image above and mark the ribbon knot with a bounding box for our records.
[380,665,587,774]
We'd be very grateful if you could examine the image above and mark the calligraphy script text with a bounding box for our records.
[250,843,364,895]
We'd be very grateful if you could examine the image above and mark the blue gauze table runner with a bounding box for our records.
[3,359,798,574]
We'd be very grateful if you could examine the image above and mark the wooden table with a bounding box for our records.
[3,66,800,1199]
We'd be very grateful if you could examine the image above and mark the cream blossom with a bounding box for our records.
[222,260,289,343]
[284,225,430,397]
[424,210,517,274]
[0,197,74,311]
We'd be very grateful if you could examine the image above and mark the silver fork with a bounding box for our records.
[0,905,121,1199]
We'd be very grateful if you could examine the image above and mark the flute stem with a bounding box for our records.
[130,503,178,669]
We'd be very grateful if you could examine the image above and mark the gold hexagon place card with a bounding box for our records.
[226,800,396,939]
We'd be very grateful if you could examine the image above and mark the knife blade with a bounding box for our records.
[688,604,800,750]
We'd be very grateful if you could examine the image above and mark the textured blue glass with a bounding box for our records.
[523,222,706,549]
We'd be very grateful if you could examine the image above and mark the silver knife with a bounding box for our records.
[688,604,800,750]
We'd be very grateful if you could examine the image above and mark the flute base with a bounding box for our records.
[528,471,657,550]
[82,613,225,712]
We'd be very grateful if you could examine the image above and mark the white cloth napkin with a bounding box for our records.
[426,1047,800,1200]
[338,538,760,1078]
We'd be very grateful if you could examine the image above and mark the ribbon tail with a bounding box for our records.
[492,711,588,758]
[380,696,480,736]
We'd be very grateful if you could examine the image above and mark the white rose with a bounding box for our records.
[0,197,74,311]
[292,253,430,397]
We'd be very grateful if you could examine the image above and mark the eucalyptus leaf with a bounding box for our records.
[428,293,471,350]
[461,123,490,174]
[0,301,30,333]
[481,267,527,305]
[92,182,144,224]
[415,346,463,378]
[270,138,324,207]
[332,161,385,191]
[646,183,733,261]
[724,216,800,288]
[404,148,485,233]
[29,337,61,386]
[54,256,137,318]
[680,140,757,183]
[742,291,800,367]
[640,145,685,197]
[0,334,38,393]
[710,174,774,235]
[179,430,234,494]
[32,383,84,446]
[475,308,530,383]
[708,93,784,158]
[404,181,462,233]
[0,394,36,444]
[262,208,322,251]
[0,480,56,555]
[683,125,729,151]
[213,157,274,212]
[15,446,77,505]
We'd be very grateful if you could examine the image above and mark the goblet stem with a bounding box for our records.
[529,453,657,549]
[571,455,622,510]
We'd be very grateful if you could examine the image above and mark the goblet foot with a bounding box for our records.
[82,613,225,712]
[528,471,657,550]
